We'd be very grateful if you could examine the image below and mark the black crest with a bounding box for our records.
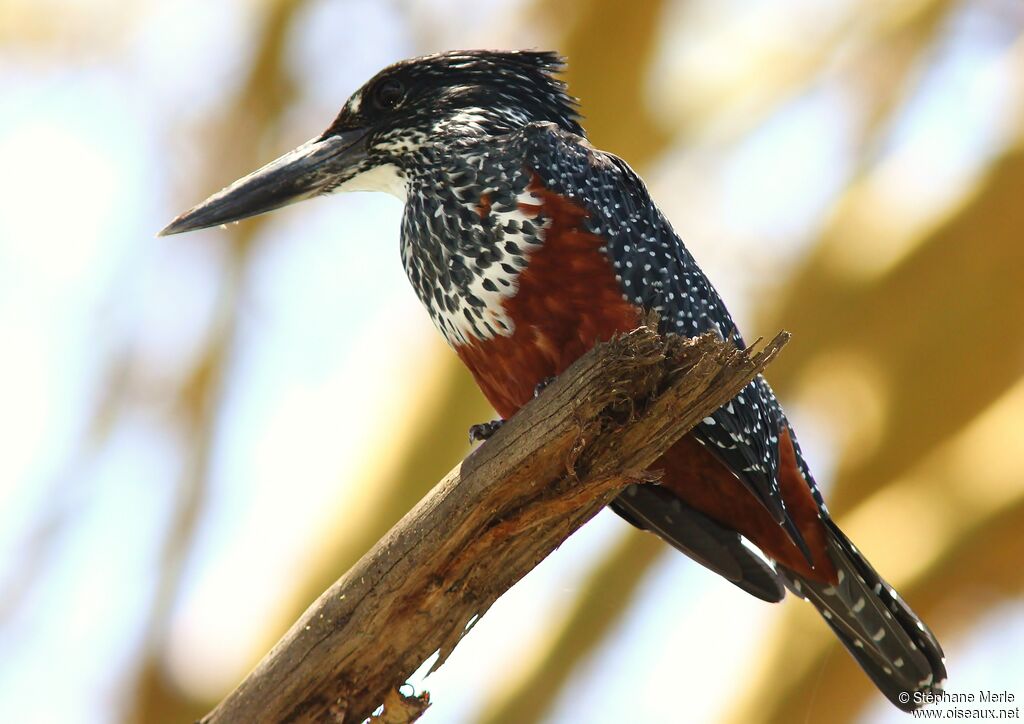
[326,50,584,140]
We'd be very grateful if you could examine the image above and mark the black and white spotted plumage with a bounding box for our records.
[507,122,814,558]
[786,520,946,709]
[398,139,543,345]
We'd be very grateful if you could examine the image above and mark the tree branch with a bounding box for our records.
[201,325,789,724]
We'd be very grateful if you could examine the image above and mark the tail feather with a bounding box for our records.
[779,519,946,712]
[611,485,786,603]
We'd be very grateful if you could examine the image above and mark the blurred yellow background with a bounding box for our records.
[2,1,1023,722]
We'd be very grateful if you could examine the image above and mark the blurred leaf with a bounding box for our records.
[553,0,671,165]
[764,142,1024,512]
[480,530,663,724]
[125,1,311,722]
[271,354,492,650]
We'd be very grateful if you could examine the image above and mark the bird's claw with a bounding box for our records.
[534,376,555,398]
[468,378,552,444]
[469,419,504,444]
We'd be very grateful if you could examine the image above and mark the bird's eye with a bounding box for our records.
[373,79,405,110]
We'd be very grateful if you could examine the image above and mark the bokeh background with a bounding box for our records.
[3,0,1023,722]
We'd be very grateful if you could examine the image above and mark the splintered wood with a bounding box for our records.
[201,326,789,724]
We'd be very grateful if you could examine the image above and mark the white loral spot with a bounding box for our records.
[333,163,408,200]
[346,90,363,115]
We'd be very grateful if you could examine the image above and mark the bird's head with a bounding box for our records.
[159,49,581,236]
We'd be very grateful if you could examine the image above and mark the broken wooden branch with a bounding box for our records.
[201,325,789,723]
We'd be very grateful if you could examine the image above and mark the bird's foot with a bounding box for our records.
[468,379,553,444]
[534,376,555,398]
[469,419,504,444]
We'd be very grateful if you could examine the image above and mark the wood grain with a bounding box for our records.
[201,325,788,724]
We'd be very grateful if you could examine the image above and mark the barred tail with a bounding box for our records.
[779,519,946,712]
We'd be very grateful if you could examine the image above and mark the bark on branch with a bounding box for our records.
[201,325,789,724]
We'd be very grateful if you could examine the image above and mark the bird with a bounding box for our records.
[161,49,946,712]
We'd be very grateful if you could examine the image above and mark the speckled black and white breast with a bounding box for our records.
[398,139,550,346]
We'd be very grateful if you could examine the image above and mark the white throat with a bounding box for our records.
[335,163,407,200]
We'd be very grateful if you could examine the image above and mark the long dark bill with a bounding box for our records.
[159,128,369,236]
